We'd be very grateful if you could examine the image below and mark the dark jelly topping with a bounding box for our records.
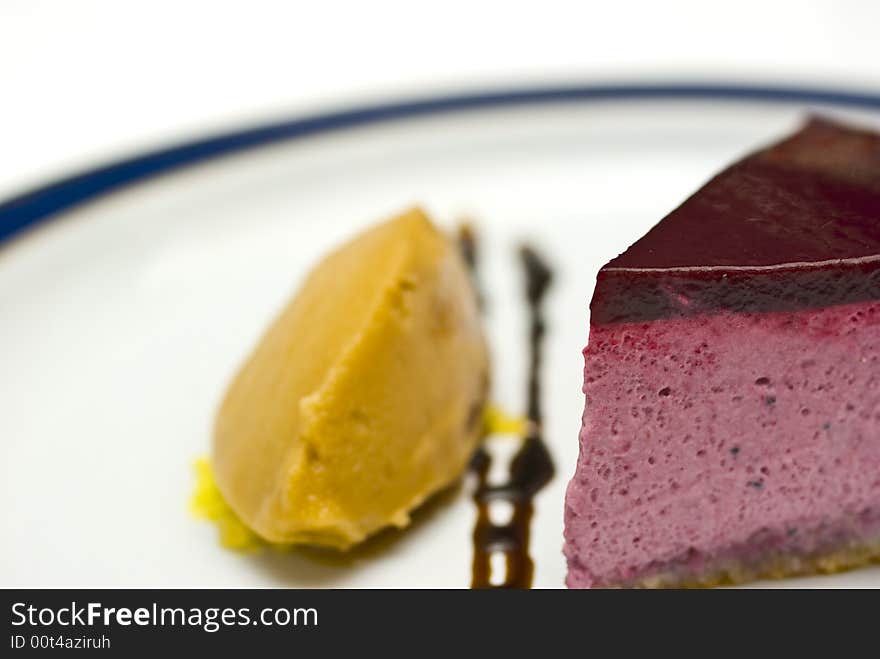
[592,117,880,325]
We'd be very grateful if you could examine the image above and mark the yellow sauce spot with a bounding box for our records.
[190,457,291,553]
[483,404,527,438]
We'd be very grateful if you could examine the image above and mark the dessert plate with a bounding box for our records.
[2,83,880,588]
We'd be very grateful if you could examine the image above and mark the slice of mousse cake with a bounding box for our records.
[564,118,880,588]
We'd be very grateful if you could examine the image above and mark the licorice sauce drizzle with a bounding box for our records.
[459,226,555,588]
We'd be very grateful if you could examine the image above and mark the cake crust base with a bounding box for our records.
[624,537,880,589]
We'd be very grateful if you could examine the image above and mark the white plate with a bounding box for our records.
[2,86,880,587]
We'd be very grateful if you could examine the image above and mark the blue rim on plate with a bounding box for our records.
[2,82,880,245]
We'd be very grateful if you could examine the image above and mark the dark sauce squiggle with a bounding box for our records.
[462,231,555,588]
[456,223,484,311]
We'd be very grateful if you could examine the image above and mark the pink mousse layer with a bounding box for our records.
[564,299,880,588]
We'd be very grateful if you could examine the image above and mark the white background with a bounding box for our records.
[2,0,879,200]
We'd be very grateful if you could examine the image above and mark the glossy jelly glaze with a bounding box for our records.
[566,117,880,587]
[592,118,880,325]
